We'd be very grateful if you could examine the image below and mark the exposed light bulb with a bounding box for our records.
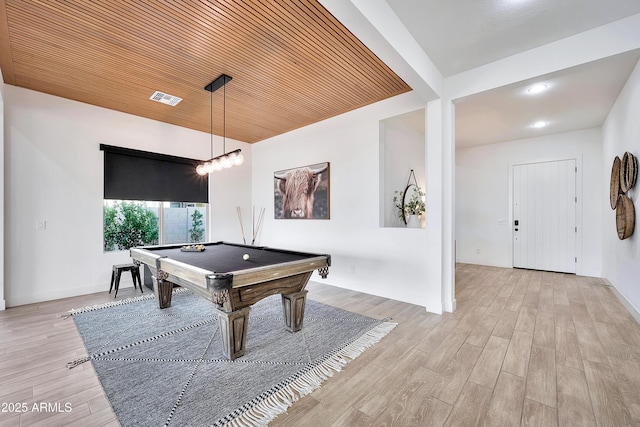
[232,152,244,166]
[196,164,207,175]
[221,155,233,169]
[204,162,214,173]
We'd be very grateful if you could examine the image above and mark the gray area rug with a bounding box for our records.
[66,289,396,426]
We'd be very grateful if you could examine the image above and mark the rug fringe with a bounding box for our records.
[66,356,91,369]
[59,288,191,318]
[225,321,397,427]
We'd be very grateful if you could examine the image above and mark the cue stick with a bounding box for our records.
[259,208,265,241]
[236,206,247,244]
[252,207,265,245]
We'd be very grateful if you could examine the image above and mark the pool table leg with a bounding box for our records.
[154,271,173,309]
[282,289,308,332]
[217,307,250,360]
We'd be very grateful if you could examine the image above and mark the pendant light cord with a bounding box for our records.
[223,80,226,154]
[210,87,213,159]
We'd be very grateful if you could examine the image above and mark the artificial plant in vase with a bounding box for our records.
[393,185,426,226]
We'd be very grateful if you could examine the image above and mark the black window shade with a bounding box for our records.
[101,144,208,203]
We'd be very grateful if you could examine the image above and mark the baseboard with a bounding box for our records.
[424,299,443,315]
[455,258,512,268]
[0,299,5,311]
[444,298,456,313]
[604,278,640,325]
[456,257,483,265]
[6,283,130,308]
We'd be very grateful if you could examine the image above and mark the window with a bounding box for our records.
[103,200,207,252]
[100,144,209,252]
[162,202,207,245]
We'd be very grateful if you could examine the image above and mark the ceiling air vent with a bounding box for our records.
[149,91,182,106]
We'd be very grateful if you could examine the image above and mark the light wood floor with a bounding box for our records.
[1,264,640,426]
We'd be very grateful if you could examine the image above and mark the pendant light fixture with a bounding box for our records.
[196,74,244,175]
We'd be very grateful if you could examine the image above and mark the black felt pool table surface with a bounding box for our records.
[143,242,319,273]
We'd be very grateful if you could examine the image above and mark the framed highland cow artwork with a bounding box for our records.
[274,162,330,219]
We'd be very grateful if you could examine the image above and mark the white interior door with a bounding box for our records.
[513,159,576,273]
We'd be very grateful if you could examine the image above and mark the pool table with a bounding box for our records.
[129,241,330,359]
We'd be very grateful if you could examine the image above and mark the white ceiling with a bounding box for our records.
[386,0,640,77]
[455,49,640,147]
[382,0,640,148]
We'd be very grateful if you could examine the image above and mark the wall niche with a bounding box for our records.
[379,108,426,228]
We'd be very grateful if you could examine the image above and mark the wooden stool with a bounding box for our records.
[109,263,142,297]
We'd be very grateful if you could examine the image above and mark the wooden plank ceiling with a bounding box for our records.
[0,0,410,143]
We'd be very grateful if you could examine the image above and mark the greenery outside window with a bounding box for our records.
[104,200,207,252]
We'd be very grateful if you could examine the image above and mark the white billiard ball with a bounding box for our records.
[243,254,250,261]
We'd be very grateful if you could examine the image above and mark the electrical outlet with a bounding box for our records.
[36,220,46,230]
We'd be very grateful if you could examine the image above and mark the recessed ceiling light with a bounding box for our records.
[531,120,548,128]
[527,83,548,94]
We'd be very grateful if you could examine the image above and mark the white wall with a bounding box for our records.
[3,85,251,307]
[0,83,5,310]
[252,91,440,309]
[456,127,603,277]
[602,59,640,318]
[209,140,253,243]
